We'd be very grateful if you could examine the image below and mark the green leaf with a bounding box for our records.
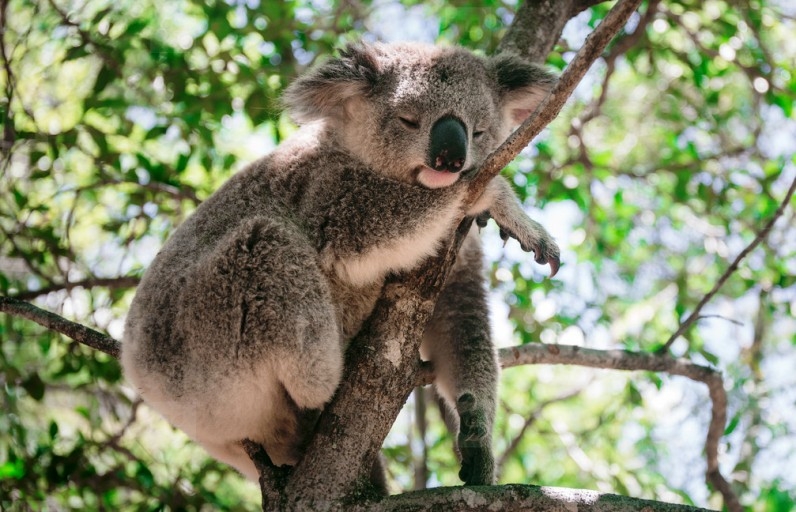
[49,421,59,440]
[698,349,720,366]
[93,67,117,95]
[64,46,90,61]
[10,192,27,212]
[724,413,741,436]
[135,463,155,489]
[626,382,643,405]
[21,374,45,401]
[0,459,25,479]
[92,7,113,24]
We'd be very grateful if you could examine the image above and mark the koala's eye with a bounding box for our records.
[399,117,420,130]
[473,129,486,139]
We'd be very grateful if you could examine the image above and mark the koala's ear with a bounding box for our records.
[489,53,556,128]
[283,43,381,124]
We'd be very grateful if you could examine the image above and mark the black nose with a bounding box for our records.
[429,116,467,173]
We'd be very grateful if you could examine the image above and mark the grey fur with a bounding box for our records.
[122,42,560,487]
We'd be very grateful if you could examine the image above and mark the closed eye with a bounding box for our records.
[399,117,420,129]
[473,130,486,139]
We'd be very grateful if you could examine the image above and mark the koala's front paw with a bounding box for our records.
[456,393,495,486]
[477,211,561,277]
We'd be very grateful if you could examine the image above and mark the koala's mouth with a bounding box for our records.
[415,165,462,189]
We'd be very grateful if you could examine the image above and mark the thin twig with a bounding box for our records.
[11,275,141,301]
[0,295,120,358]
[496,386,585,472]
[577,0,659,126]
[695,314,744,327]
[660,174,796,353]
[0,0,16,156]
[46,0,119,73]
[108,398,142,445]
[0,224,56,285]
[68,177,202,205]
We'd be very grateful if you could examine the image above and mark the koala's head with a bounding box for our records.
[283,42,555,189]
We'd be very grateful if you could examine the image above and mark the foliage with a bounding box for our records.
[1,0,794,510]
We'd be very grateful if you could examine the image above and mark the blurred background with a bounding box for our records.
[1,0,794,510]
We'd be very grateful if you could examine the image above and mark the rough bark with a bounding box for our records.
[500,0,579,63]
[347,485,714,512]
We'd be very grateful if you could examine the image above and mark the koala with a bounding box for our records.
[121,42,559,490]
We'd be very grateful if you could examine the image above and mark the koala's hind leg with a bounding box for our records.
[419,230,498,485]
[180,216,342,471]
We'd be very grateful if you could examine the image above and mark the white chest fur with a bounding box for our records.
[330,197,464,287]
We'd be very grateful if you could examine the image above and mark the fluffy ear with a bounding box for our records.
[282,43,381,124]
[489,53,557,128]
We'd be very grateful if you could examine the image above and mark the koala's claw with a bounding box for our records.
[547,254,560,278]
[475,212,490,230]
[480,211,561,277]
[500,226,561,277]
[499,228,510,245]
[527,237,560,277]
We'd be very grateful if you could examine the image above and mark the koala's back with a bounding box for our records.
[123,129,328,382]
[122,133,329,458]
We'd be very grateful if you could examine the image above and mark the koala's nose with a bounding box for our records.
[429,116,467,173]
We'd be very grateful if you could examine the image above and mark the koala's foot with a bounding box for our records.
[476,211,560,277]
[456,393,496,486]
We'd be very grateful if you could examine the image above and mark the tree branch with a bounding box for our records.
[11,276,141,301]
[660,173,796,353]
[0,0,16,155]
[500,343,739,512]
[350,483,714,512]
[572,1,612,17]
[467,0,643,204]
[499,0,580,63]
[0,295,120,358]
